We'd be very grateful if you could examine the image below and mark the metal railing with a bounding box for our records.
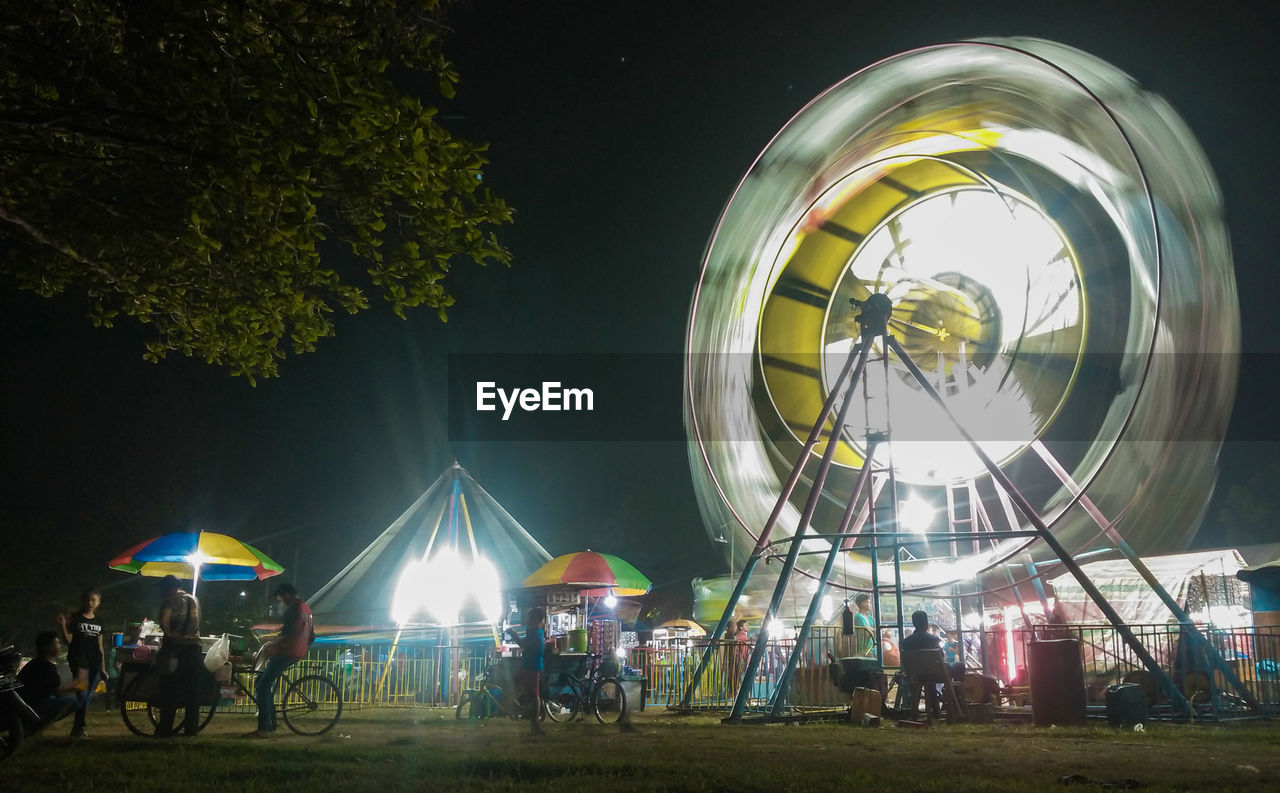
[632,623,1280,718]
[633,626,853,711]
[220,624,1280,718]
[1000,623,1280,715]
[217,644,492,712]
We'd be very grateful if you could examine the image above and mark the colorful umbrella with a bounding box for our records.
[522,550,651,596]
[109,531,283,594]
[657,618,706,637]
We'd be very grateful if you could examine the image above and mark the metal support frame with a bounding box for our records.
[693,293,1229,721]
[1028,441,1258,711]
[680,339,868,709]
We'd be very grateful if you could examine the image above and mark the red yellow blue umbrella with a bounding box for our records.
[522,550,651,597]
[109,531,283,594]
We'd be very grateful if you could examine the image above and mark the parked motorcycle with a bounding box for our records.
[1,644,38,762]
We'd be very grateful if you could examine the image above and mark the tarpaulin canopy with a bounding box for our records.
[309,462,552,635]
[1049,549,1248,624]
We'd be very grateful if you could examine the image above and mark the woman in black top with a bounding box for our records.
[57,588,106,738]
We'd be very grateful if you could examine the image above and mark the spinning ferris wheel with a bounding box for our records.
[682,39,1242,717]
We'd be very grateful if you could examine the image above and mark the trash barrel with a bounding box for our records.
[1106,683,1148,726]
[619,673,646,712]
[1028,638,1087,726]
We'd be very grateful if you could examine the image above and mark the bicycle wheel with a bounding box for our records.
[455,690,479,720]
[543,689,581,723]
[150,669,218,736]
[592,678,626,725]
[119,671,157,737]
[281,674,342,736]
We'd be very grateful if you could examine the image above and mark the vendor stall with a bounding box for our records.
[515,550,653,713]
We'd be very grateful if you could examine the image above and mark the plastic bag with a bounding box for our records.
[203,635,229,673]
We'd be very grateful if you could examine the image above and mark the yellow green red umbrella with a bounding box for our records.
[522,550,651,597]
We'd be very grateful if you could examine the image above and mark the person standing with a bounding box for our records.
[244,583,314,738]
[57,588,108,738]
[853,594,876,657]
[515,607,547,734]
[155,575,202,738]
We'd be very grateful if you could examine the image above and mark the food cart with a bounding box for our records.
[116,630,234,736]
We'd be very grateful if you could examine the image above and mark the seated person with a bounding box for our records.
[900,610,943,717]
[900,610,942,653]
[18,631,81,727]
[880,630,900,666]
[943,630,965,682]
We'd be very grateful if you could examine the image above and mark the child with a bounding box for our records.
[516,607,547,734]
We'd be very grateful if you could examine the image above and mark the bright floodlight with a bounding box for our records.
[390,548,506,627]
[766,618,787,639]
[604,594,618,609]
[899,496,936,534]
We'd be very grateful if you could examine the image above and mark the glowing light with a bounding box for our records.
[604,594,618,609]
[766,618,787,639]
[614,646,627,660]
[471,556,505,624]
[186,550,212,567]
[899,496,935,534]
[1195,604,1250,629]
[1003,605,1021,684]
[390,548,506,627]
[824,188,1074,486]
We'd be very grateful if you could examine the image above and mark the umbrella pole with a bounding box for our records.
[190,562,202,598]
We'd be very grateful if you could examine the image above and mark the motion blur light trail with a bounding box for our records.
[685,39,1239,597]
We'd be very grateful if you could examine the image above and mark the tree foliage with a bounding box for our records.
[1216,461,1280,548]
[0,0,511,379]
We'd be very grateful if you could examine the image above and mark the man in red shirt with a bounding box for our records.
[243,583,313,738]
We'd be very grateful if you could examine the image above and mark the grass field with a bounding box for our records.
[3,706,1278,792]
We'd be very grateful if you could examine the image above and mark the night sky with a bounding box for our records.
[3,1,1279,629]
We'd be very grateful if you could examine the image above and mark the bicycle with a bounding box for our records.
[455,663,538,721]
[542,653,626,725]
[119,651,342,737]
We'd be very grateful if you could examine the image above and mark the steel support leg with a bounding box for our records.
[886,335,1194,717]
[680,341,867,709]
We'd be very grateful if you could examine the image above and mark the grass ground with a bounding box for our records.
[2,706,1278,792]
